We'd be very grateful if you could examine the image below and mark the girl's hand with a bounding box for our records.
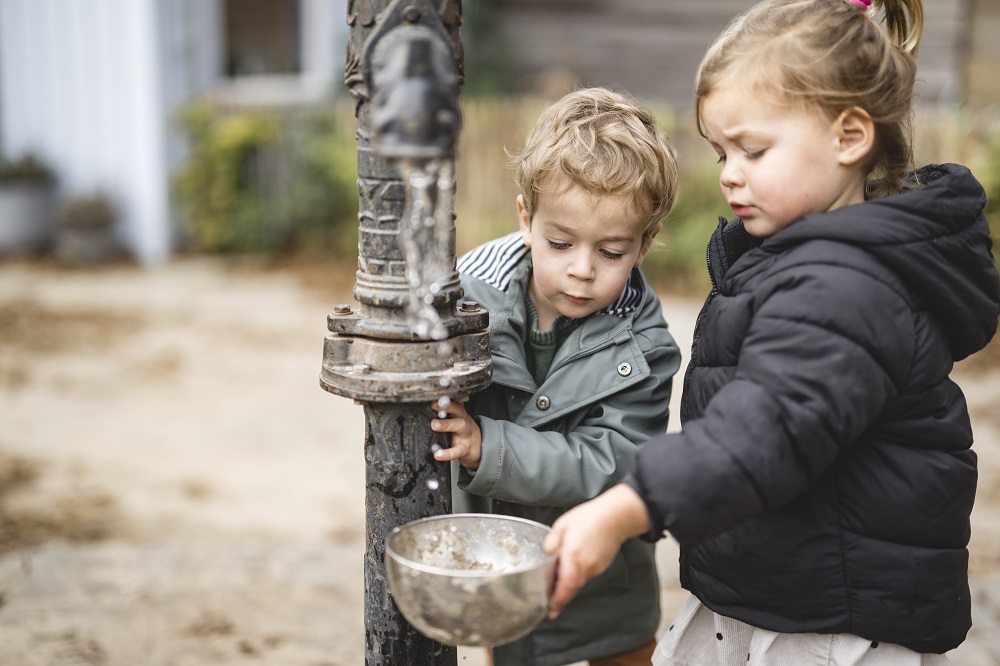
[430,398,482,470]
[543,484,652,618]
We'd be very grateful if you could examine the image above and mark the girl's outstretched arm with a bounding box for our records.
[543,483,652,618]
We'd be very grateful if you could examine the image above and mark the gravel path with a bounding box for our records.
[0,258,996,665]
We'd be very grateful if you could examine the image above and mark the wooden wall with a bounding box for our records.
[492,0,988,110]
[967,0,1000,109]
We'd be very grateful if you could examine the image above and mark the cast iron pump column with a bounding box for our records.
[320,1,491,664]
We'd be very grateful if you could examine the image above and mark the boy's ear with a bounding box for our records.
[634,223,661,267]
[834,106,875,166]
[634,243,649,267]
[516,195,532,247]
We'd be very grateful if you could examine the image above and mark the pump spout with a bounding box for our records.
[365,4,463,339]
[370,26,461,160]
[321,0,491,401]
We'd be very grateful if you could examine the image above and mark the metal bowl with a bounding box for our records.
[385,513,554,647]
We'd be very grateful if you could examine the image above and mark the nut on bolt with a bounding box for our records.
[459,300,480,313]
[333,304,353,315]
[403,5,421,23]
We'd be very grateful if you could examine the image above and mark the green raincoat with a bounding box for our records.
[454,233,682,665]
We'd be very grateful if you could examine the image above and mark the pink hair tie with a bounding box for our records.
[847,0,871,8]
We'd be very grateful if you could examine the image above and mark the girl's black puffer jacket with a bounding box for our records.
[626,164,1000,653]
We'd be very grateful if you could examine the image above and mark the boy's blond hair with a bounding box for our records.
[509,88,678,244]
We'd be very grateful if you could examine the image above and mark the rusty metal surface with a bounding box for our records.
[362,403,457,665]
[325,301,488,340]
[341,0,472,342]
[320,330,491,403]
[327,1,486,664]
[366,8,462,160]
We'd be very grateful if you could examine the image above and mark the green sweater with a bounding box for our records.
[524,296,585,386]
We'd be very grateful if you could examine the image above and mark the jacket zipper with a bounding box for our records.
[680,232,720,423]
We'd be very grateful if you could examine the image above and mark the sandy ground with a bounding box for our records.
[0,257,998,666]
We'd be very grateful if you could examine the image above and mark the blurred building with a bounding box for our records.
[489,0,993,110]
[0,0,346,265]
[0,0,994,264]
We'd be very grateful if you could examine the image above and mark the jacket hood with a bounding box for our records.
[764,163,999,361]
[458,233,670,390]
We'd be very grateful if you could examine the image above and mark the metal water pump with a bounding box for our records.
[320,1,491,664]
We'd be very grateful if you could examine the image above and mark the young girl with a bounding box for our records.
[543,0,1000,664]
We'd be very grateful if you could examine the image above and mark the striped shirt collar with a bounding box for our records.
[457,232,644,318]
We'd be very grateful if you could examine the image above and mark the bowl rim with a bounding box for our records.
[385,513,556,578]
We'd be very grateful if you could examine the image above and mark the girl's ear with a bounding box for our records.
[516,195,532,247]
[835,107,875,166]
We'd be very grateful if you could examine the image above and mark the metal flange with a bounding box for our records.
[320,330,492,403]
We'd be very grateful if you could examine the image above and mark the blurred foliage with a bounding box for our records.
[170,95,1000,290]
[54,193,116,229]
[640,107,717,293]
[460,1,516,98]
[172,99,358,257]
[648,161,719,293]
[0,154,55,184]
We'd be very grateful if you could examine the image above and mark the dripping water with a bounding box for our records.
[399,157,455,341]
[430,394,453,478]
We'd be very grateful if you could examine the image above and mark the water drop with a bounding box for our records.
[438,376,451,387]
[426,478,441,491]
[431,443,442,454]
[437,396,452,408]
[398,158,459,342]
[437,410,448,419]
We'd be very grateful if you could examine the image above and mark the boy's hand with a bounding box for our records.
[430,398,482,470]
[543,484,652,618]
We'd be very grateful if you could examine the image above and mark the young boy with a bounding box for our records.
[430,88,682,666]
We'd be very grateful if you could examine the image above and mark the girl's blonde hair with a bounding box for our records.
[509,87,679,243]
[695,0,924,199]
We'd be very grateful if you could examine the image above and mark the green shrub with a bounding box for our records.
[0,154,55,184]
[172,99,357,257]
[169,96,1000,288]
[55,193,116,229]
[644,158,721,293]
